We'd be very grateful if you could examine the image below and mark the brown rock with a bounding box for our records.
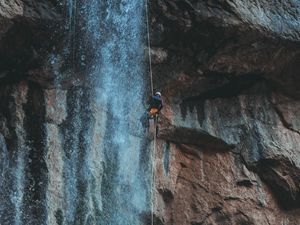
[153,141,300,224]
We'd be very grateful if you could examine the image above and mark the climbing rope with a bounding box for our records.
[145,0,156,224]
[151,128,157,225]
[151,129,157,225]
[145,0,154,96]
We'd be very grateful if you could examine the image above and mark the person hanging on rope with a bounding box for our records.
[140,91,163,131]
[147,91,163,119]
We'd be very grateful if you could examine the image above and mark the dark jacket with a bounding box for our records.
[148,95,163,111]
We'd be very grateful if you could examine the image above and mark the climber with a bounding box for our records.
[147,91,163,119]
[140,91,163,131]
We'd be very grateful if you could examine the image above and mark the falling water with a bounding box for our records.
[0,85,30,225]
[63,0,151,224]
[0,0,151,224]
[90,1,150,224]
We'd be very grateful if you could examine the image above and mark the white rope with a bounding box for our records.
[152,123,157,225]
[145,0,154,96]
[145,1,156,225]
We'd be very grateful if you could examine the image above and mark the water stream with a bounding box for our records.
[63,0,151,224]
[0,0,151,225]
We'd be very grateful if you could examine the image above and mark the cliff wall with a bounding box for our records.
[0,1,300,224]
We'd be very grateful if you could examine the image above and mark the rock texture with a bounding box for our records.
[150,0,300,98]
[154,141,300,225]
[0,0,300,225]
[148,0,300,224]
[0,0,61,84]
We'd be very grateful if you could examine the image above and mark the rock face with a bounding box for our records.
[0,0,300,225]
[148,0,300,224]
[0,0,61,85]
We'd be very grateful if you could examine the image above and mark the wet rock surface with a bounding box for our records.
[1,1,150,225]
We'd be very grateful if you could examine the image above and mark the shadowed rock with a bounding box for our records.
[150,0,300,99]
[157,115,232,151]
[0,0,61,85]
[256,157,300,210]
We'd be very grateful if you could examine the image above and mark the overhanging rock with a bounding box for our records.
[157,115,233,151]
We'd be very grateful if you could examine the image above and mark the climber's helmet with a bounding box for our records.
[155,91,162,97]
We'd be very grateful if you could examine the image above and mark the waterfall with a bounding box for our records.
[91,1,150,224]
[0,1,151,225]
[62,0,151,224]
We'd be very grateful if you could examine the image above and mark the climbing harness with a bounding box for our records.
[145,0,157,224]
[149,108,159,117]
